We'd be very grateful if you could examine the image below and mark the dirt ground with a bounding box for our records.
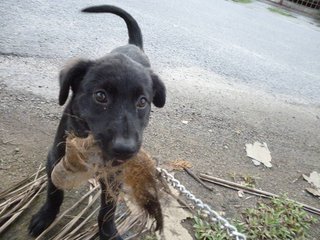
[0,63,320,239]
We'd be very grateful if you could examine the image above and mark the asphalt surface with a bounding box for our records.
[1,0,320,104]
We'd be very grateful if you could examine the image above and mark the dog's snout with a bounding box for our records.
[112,137,137,159]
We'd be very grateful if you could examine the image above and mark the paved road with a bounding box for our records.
[1,0,320,103]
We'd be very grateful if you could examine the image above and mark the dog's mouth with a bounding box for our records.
[96,137,139,164]
[101,151,136,166]
[112,151,136,165]
[112,159,126,167]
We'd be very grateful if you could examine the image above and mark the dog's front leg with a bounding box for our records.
[29,118,68,237]
[29,151,64,236]
[98,179,123,240]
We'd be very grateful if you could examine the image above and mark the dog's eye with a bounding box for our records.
[94,90,108,103]
[136,97,148,109]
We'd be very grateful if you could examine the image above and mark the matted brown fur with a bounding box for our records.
[121,150,163,231]
[51,134,163,231]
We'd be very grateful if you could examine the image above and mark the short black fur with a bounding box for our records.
[29,5,166,240]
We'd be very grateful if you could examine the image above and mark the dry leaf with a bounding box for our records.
[303,171,320,197]
[252,159,261,166]
[238,190,244,198]
[168,160,192,171]
[245,142,272,168]
[218,211,226,216]
[303,171,320,189]
[235,130,241,135]
[305,188,320,197]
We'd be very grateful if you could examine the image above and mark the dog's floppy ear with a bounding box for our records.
[59,59,92,106]
[150,72,166,108]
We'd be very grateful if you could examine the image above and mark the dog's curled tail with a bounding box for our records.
[82,5,143,50]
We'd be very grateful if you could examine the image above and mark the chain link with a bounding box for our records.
[157,168,246,240]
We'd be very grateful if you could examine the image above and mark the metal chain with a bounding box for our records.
[157,168,246,240]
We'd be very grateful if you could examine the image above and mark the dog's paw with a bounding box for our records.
[28,206,57,237]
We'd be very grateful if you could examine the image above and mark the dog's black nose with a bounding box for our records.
[112,138,137,160]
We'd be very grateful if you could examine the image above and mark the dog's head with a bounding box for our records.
[59,54,166,164]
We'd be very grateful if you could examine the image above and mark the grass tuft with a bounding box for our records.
[193,196,317,240]
[193,214,231,240]
[142,233,158,240]
[268,7,296,18]
[232,0,252,3]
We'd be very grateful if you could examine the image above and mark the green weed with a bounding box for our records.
[232,0,252,3]
[268,7,296,18]
[193,196,317,240]
[193,214,232,240]
[241,175,256,188]
[142,233,157,240]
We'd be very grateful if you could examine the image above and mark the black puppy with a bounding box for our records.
[28,5,166,240]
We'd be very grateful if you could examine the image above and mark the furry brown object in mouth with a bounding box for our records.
[51,134,163,231]
[120,150,163,231]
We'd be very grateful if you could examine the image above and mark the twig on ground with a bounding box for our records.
[0,166,46,234]
[199,173,320,216]
[0,167,45,199]
[0,182,46,233]
[184,168,215,192]
[292,175,302,183]
[2,138,16,144]
[35,185,100,240]
[52,191,101,240]
[0,165,152,239]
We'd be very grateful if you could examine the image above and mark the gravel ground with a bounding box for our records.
[0,65,319,238]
